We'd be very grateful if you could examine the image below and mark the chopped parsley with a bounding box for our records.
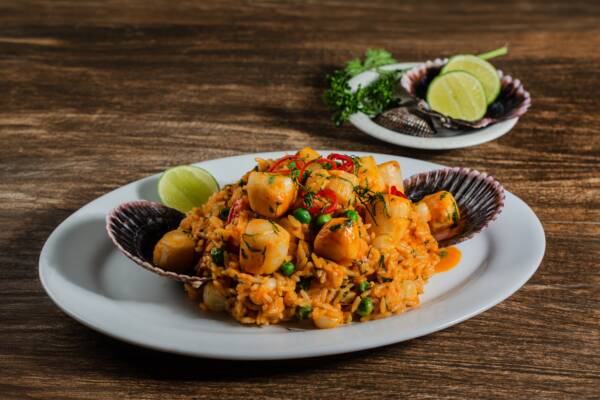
[242,236,262,253]
[303,192,315,208]
[329,223,342,232]
[378,254,386,271]
[329,218,353,232]
[268,220,280,234]
[452,207,459,226]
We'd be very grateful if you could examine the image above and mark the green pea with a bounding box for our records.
[219,207,230,221]
[345,210,359,222]
[357,281,370,293]
[280,261,295,276]
[293,208,312,224]
[357,297,374,316]
[315,214,332,227]
[296,306,312,320]
[210,247,225,266]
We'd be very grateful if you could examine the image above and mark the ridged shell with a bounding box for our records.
[106,200,207,284]
[374,107,436,137]
[400,58,531,130]
[403,167,505,247]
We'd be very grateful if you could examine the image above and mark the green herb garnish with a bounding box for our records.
[323,70,401,127]
[345,49,397,77]
[303,192,315,208]
[242,236,262,253]
[329,223,342,232]
[452,207,459,226]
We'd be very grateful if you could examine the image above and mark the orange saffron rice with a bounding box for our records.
[178,148,441,329]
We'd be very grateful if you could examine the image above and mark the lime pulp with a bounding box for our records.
[157,165,219,213]
[441,55,501,104]
[426,71,488,122]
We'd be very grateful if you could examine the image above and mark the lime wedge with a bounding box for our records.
[158,166,219,213]
[441,55,501,104]
[426,71,487,121]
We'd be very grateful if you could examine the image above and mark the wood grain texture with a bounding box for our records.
[1,0,599,399]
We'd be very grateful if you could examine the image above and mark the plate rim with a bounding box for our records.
[348,62,519,150]
[39,150,546,360]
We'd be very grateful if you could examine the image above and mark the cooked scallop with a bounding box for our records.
[296,147,321,161]
[326,170,358,208]
[247,172,297,218]
[152,229,196,273]
[203,282,227,312]
[364,194,412,241]
[304,169,330,194]
[357,156,385,192]
[239,219,290,275]
[378,160,404,192]
[312,307,344,329]
[314,217,367,264]
[417,191,461,240]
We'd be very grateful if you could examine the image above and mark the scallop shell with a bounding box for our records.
[106,200,207,284]
[374,107,436,137]
[403,167,505,247]
[400,58,531,130]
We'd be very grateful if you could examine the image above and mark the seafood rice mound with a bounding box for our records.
[153,148,461,329]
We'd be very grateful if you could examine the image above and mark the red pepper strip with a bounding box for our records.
[307,188,338,216]
[327,153,354,173]
[390,186,408,199]
[226,199,243,225]
[268,155,304,174]
[298,158,337,183]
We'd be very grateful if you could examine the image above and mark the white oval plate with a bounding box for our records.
[39,151,545,360]
[348,63,520,150]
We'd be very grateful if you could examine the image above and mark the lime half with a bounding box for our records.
[441,55,501,104]
[158,165,219,213]
[426,71,487,122]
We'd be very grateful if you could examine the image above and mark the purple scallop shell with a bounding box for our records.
[403,167,505,247]
[400,58,531,130]
[106,200,208,284]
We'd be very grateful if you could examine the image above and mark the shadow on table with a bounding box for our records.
[81,329,404,381]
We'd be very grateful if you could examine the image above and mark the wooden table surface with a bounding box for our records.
[1,0,599,398]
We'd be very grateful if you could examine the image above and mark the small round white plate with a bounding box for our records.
[349,63,519,150]
[39,151,545,360]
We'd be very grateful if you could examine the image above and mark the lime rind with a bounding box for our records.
[158,165,219,213]
[426,70,487,122]
[441,55,501,105]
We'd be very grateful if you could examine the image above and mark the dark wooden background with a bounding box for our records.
[1,1,599,399]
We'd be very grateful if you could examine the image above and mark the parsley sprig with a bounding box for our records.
[345,49,397,77]
[323,49,404,127]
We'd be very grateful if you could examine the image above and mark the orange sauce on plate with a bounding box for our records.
[436,246,461,273]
